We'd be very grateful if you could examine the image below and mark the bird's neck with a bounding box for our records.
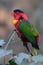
[15,20,20,25]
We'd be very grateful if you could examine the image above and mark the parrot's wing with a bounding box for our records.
[19,20,39,49]
[20,20,38,36]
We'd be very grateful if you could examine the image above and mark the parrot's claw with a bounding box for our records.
[14,29,16,31]
[30,53,34,56]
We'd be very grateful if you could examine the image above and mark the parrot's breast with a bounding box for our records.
[15,20,26,38]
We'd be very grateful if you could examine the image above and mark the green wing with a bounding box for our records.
[19,20,38,44]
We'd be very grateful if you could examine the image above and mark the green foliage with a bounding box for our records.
[9,59,17,65]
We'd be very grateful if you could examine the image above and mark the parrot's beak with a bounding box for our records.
[11,12,19,25]
[12,20,18,25]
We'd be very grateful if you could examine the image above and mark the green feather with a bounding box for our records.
[19,20,38,44]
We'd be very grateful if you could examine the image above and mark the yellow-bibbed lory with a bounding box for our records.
[11,9,40,56]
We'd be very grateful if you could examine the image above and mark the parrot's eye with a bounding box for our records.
[19,16,23,20]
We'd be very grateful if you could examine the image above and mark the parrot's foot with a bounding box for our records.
[30,53,34,56]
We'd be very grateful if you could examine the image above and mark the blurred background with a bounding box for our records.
[0,0,43,55]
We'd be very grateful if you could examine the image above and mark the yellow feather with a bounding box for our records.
[32,47,37,56]
[12,20,18,25]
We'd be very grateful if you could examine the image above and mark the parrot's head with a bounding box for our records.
[11,9,28,25]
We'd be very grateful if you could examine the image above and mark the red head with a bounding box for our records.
[11,9,28,20]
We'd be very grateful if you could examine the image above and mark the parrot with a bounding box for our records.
[11,9,40,56]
